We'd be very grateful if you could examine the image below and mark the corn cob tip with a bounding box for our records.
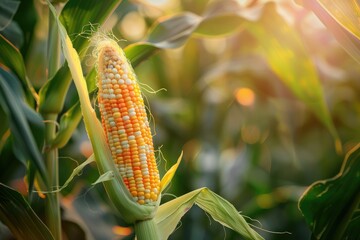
[96,38,160,205]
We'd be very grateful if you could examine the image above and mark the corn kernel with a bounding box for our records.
[97,40,160,205]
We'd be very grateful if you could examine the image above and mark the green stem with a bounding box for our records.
[44,114,61,240]
[134,218,160,240]
[43,5,62,239]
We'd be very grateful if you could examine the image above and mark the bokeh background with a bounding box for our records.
[1,0,360,239]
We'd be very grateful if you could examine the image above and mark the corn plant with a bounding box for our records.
[1,0,359,240]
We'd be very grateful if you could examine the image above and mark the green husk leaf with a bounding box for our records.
[0,183,54,240]
[299,143,360,240]
[92,170,114,185]
[160,151,182,192]
[46,0,157,223]
[155,187,263,240]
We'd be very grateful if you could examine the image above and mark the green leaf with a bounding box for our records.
[155,188,263,240]
[127,3,248,65]
[147,12,202,48]
[60,0,121,52]
[125,43,160,68]
[0,69,48,186]
[0,183,54,240]
[51,102,82,149]
[301,0,360,64]
[50,68,97,149]
[299,143,360,240]
[0,0,20,30]
[0,34,35,102]
[39,0,121,114]
[194,14,243,36]
[245,3,340,148]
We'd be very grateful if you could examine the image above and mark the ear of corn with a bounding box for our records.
[97,40,160,205]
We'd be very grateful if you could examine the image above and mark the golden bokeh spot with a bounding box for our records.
[80,140,93,158]
[119,12,147,41]
[112,226,133,236]
[234,87,255,106]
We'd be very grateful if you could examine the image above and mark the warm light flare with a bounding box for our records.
[234,87,255,106]
[112,226,133,236]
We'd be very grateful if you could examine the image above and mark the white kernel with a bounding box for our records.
[118,79,124,84]
[110,94,116,99]
[128,135,135,140]
[116,149,122,154]
[122,115,130,121]
[108,73,114,79]
[111,79,117,84]
[115,74,120,79]
[123,74,128,79]
[135,131,141,136]
[126,79,132,85]
[118,129,126,134]
[109,121,116,127]
[112,68,118,73]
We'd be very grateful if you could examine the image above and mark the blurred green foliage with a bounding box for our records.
[1,0,360,239]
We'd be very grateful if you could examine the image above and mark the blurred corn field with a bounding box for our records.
[1,0,360,239]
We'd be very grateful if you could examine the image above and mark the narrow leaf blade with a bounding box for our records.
[245,3,339,145]
[0,183,54,240]
[0,70,48,185]
[302,0,360,64]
